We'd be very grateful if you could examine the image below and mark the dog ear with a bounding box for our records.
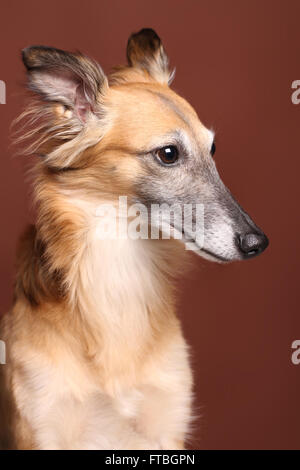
[22,46,107,122]
[18,46,108,167]
[126,28,173,84]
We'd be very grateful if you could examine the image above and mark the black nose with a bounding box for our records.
[237,232,269,258]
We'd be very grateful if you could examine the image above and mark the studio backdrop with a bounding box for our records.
[0,0,299,450]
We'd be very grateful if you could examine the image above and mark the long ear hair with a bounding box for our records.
[14,46,108,168]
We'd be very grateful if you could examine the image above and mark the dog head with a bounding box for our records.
[21,28,268,262]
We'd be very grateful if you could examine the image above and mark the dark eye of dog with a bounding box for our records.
[210,142,216,156]
[156,146,179,165]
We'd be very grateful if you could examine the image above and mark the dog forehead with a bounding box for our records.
[105,83,211,150]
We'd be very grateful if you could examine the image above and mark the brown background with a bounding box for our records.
[0,0,299,449]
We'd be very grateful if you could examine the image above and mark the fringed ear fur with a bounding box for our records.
[17,46,108,167]
[22,46,107,121]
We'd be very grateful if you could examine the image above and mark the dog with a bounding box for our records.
[0,28,268,450]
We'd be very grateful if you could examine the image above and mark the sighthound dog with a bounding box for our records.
[0,29,268,450]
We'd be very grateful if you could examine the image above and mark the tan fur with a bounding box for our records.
[1,29,268,449]
[0,32,200,450]
[0,28,269,450]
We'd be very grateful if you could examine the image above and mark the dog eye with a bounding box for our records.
[156,146,179,165]
[210,142,216,156]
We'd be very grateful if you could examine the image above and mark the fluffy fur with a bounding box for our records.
[0,28,268,450]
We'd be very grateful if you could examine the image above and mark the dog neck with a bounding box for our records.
[32,184,184,384]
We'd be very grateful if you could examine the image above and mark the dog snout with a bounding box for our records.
[236,231,269,258]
